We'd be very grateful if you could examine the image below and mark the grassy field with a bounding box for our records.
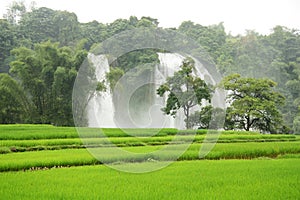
[0,134,296,154]
[1,142,300,172]
[0,125,299,199]
[0,159,299,199]
[0,125,270,140]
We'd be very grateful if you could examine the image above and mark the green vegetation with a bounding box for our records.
[9,41,86,125]
[0,124,295,140]
[157,57,211,129]
[221,74,286,133]
[187,105,225,129]
[0,74,30,123]
[0,125,299,171]
[0,134,296,150]
[0,125,299,199]
[1,1,299,198]
[0,134,297,155]
[0,3,299,132]
[0,125,180,140]
[0,159,299,199]
[1,141,300,172]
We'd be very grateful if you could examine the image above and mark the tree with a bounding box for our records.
[178,21,227,62]
[107,19,133,36]
[0,19,17,73]
[18,7,56,44]
[0,73,30,123]
[186,105,225,129]
[137,17,159,28]
[79,20,108,50]
[10,41,87,125]
[18,7,80,46]
[221,74,285,133]
[53,10,80,46]
[157,57,211,129]
[106,67,124,91]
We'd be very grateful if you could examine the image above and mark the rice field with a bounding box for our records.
[1,159,299,199]
[0,125,299,199]
[0,125,269,140]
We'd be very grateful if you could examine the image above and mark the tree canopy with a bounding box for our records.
[10,41,87,125]
[0,2,299,132]
[221,74,286,133]
[0,73,29,123]
[157,57,211,129]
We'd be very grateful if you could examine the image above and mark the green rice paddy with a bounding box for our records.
[0,125,299,199]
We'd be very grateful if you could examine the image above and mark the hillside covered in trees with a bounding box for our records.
[0,2,299,133]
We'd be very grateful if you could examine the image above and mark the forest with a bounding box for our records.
[0,2,299,133]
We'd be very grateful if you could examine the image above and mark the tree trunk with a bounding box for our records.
[186,106,190,129]
[245,115,250,131]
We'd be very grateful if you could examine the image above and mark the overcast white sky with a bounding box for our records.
[1,0,299,35]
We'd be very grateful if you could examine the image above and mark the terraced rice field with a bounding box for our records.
[0,125,299,199]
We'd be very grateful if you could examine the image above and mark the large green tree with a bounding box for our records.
[10,41,87,125]
[18,7,80,46]
[221,74,286,133]
[157,57,211,129]
[0,73,30,123]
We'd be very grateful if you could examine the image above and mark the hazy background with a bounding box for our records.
[1,0,299,35]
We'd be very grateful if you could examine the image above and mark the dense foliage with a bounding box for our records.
[10,42,87,125]
[221,74,286,133]
[0,2,299,132]
[0,74,29,123]
[157,57,211,129]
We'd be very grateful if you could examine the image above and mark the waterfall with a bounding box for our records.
[155,53,185,129]
[157,53,184,76]
[86,52,218,129]
[87,53,115,128]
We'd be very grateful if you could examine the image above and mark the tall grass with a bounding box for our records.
[1,142,299,172]
[0,134,296,154]
[0,159,299,199]
[0,125,178,140]
[1,124,284,140]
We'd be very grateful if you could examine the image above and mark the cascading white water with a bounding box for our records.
[86,52,218,129]
[155,53,185,129]
[87,53,115,128]
[157,53,184,76]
